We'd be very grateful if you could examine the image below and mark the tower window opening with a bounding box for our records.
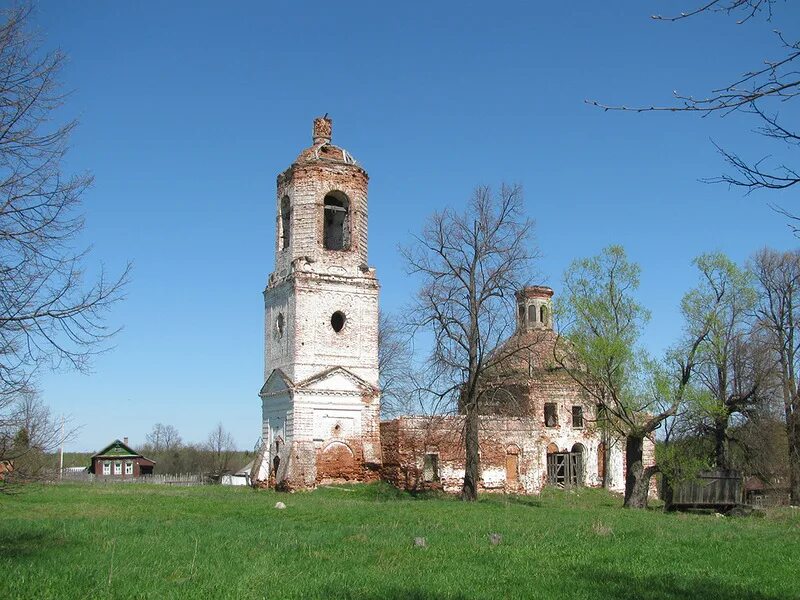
[323,192,350,250]
[281,197,291,250]
[518,305,525,330]
[528,304,537,325]
[275,313,285,338]
[540,305,548,326]
[323,193,350,250]
[331,311,346,332]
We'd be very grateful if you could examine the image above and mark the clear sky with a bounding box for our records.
[30,2,799,451]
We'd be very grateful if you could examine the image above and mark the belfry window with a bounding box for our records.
[528,304,537,326]
[323,193,350,250]
[540,305,548,326]
[281,197,291,250]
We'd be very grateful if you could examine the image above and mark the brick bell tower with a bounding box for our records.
[258,116,382,488]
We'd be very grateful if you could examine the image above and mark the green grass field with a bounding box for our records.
[1,483,798,599]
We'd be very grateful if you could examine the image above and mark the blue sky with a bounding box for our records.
[30,2,799,451]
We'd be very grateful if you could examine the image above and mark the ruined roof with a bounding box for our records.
[292,115,360,167]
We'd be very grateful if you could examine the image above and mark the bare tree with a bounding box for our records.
[145,423,182,453]
[206,422,236,480]
[589,1,799,223]
[378,310,418,418]
[0,5,130,403]
[402,184,536,501]
[751,247,800,503]
[0,390,66,487]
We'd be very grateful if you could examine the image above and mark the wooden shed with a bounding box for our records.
[664,469,743,511]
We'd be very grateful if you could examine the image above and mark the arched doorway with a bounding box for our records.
[546,443,585,488]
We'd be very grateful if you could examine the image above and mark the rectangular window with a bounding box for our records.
[114,461,122,475]
[422,453,439,482]
[102,461,110,475]
[544,403,558,427]
[572,406,584,428]
[125,461,133,475]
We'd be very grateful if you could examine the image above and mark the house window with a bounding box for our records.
[544,403,558,427]
[114,461,122,475]
[572,406,584,428]
[125,461,133,475]
[102,461,110,475]
[323,193,350,250]
[280,196,291,249]
[422,453,439,482]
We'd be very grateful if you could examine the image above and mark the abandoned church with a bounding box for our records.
[256,116,653,494]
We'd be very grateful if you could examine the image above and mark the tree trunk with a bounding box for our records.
[788,403,800,505]
[623,434,651,509]
[713,417,729,470]
[461,406,479,501]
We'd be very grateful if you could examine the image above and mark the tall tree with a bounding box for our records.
[557,246,719,508]
[0,5,129,401]
[751,247,800,503]
[403,184,535,501]
[684,253,763,468]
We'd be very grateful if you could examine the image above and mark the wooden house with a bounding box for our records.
[89,438,155,478]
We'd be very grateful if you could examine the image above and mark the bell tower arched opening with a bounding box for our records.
[323,192,350,250]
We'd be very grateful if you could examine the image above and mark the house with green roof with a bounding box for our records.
[89,438,155,478]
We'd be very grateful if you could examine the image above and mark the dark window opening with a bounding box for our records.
[331,311,346,332]
[323,193,350,250]
[544,402,558,427]
[276,313,285,338]
[540,305,548,326]
[518,305,525,329]
[423,453,439,482]
[528,304,537,325]
[572,405,584,428]
[281,197,291,249]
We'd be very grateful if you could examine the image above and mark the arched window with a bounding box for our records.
[281,197,291,250]
[323,192,350,250]
[528,304,537,326]
[518,304,525,329]
[540,305,548,326]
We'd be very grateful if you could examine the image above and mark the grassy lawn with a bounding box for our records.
[1,483,798,599]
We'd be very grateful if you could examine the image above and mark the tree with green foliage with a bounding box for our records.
[556,246,723,508]
[681,253,768,469]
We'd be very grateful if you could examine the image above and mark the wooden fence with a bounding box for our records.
[664,469,743,511]
[57,470,207,486]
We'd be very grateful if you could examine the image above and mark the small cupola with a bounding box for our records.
[515,286,554,331]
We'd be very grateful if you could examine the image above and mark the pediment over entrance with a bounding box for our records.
[295,366,378,396]
[260,369,294,397]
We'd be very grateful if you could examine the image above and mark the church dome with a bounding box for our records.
[293,116,359,167]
